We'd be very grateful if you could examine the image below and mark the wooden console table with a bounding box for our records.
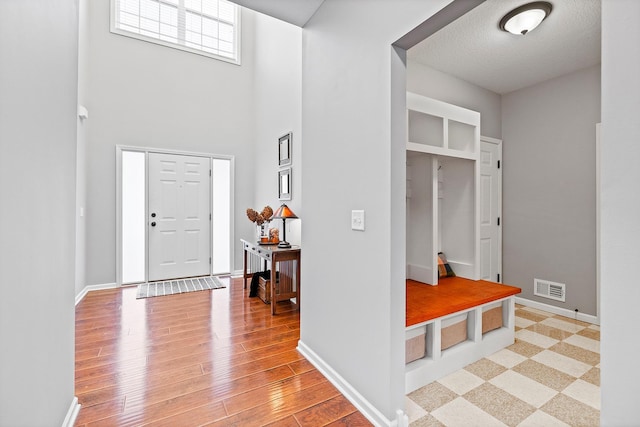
[241,239,301,315]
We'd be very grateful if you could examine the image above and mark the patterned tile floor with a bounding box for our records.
[406,304,600,426]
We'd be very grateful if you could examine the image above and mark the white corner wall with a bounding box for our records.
[502,65,600,315]
[83,3,258,285]
[0,0,78,424]
[601,0,640,423]
[300,1,452,423]
[252,13,302,244]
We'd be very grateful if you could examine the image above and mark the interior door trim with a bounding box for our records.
[480,135,502,283]
[116,145,235,287]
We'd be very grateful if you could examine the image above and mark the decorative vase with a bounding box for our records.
[256,222,270,243]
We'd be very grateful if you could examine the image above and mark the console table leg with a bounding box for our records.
[296,258,301,311]
[243,247,248,289]
[271,262,277,315]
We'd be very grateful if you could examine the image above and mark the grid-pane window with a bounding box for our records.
[111,0,240,64]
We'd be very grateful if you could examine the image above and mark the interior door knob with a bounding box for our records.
[151,222,156,227]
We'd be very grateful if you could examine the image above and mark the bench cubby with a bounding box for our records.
[405,277,520,394]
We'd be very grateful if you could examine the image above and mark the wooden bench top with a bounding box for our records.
[406,277,521,327]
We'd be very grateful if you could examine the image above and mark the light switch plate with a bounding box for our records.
[351,210,365,231]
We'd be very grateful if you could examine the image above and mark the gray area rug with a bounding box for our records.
[136,276,225,299]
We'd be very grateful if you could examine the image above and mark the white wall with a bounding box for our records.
[83,2,258,285]
[502,65,600,315]
[601,0,640,423]
[407,61,502,139]
[0,0,78,424]
[76,0,89,297]
[252,13,302,244]
[300,0,452,422]
[440,156,476,269]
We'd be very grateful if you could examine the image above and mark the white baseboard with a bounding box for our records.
[297,340,406,427]
[61,396,80,427]
[406,264,435,285]
[447,260,474,280]
[75,282,117,306]
[396,409,409,427]
[231,269,244,278]
[516,297,599,325]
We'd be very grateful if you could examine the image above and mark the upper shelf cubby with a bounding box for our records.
[407,92,480,160]
[408,110,444,148]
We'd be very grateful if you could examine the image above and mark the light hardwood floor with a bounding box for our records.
[75,277,371,426]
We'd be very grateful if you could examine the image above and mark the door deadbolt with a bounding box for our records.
[151,213,156,218]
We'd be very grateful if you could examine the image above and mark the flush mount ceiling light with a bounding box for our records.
[499,2,553,35]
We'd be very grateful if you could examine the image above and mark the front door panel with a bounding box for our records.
[148,153,210,281]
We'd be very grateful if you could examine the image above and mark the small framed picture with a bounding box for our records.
[278,167,292,201]
[278,132,292,166]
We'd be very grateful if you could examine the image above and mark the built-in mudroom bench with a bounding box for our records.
[405,92,521,393]
[405,277,520,393]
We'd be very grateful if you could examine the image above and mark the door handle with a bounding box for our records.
[151,222,156,227]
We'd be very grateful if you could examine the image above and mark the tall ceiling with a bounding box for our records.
[408,0,601,94]
[229,0,325,27]
[230,0,601,95]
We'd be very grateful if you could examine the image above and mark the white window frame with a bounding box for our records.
[110,0,241,65]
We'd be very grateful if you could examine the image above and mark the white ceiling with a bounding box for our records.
[230,0,325,27]
[408,0,601,94]
[231,0,600,95]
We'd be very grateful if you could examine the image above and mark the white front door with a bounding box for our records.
[148,152,211,281]
[479,138,502,282]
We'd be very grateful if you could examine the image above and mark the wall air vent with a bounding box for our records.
[534,278,566,302]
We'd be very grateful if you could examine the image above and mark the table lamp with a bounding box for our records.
[272,203,298,248]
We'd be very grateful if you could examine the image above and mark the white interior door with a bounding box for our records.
[148,152,211,281]
[479,137,502,282]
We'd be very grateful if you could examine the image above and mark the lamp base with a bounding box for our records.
[278,241,291,248]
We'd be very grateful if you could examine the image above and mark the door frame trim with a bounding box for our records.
[480,135,502,282]
[595,123,601,323]
[116,145,235,287]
